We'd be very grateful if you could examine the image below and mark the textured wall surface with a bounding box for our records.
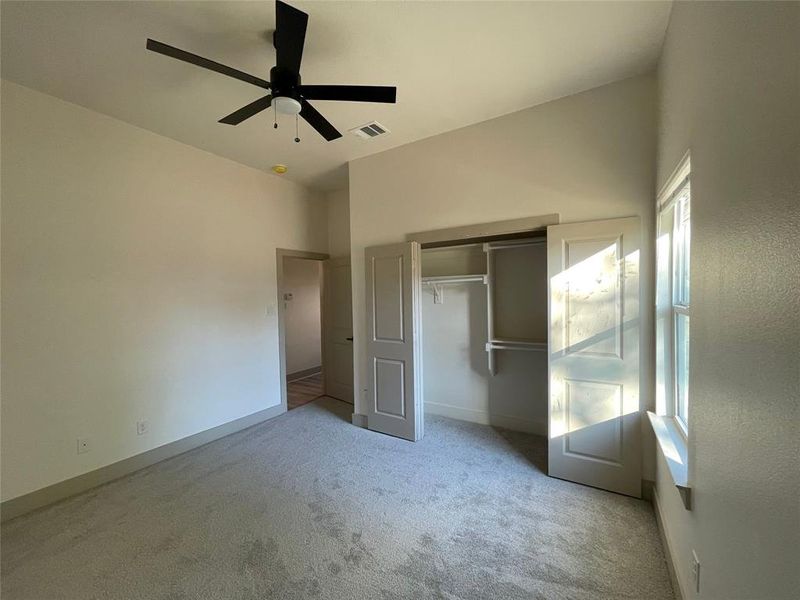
[1,82,327,501]
[326,188,351,259]
[654,3,800,598]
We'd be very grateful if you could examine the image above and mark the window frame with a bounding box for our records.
[656,155,692,438]
[672,192,690,433]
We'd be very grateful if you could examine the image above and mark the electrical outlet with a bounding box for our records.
[265,304,276,317]
[77,437,90,454]
[136,420,148,436]
[691,550,700,593]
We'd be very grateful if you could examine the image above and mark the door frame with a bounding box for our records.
[406,214,560,246]
[276,248,330,413]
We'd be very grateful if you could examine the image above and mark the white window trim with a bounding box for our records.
[673,303,690,435]
[647,412,691,508]
[657,151,692,210]
[651,152,692,510]
[658,153,692,427]
[671,193,690,436]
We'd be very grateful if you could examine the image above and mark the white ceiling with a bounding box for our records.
[1,1,672,191]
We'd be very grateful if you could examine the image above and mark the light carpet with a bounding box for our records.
[1,397,674,599]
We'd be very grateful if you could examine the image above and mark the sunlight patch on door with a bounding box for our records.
[551,239,623,358]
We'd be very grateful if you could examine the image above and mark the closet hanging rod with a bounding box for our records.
[485,340,547,352]
[422,274,488,285]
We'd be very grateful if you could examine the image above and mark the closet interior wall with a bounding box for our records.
[421,239,548,435]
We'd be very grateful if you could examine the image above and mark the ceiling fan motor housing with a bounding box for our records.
[270,66,301,101]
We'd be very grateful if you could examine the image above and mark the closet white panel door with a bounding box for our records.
[547,217,642,497]
[364,242,424,441]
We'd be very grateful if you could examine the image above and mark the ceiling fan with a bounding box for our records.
[146,0,397,142]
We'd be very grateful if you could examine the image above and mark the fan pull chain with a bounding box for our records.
[273,104,277,129]
[294,115,300,143]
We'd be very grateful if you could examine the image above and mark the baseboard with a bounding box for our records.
[351,413,368,428]
[287,366,322,382]
[424,400,547,435]
[0,403,286,523]
[652,487,687,600]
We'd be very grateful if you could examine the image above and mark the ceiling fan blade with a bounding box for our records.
[146,39,270,90]
[299,99,342,141]
[299,85,397,104]
[219,95,273,125]
[274,1,308,73]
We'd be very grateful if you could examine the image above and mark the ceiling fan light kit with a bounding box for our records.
[146,0,397,143]
[273,96,301,115]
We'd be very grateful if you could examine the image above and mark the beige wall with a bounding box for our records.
[282,257,322,376]
[0,81,327,502]
[349,73,657,473]
[325,187,350,259]
[654,3,799,599]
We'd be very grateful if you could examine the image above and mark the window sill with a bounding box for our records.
[647,411,692,510]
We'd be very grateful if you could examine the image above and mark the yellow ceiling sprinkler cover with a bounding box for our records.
[272,164,288,174]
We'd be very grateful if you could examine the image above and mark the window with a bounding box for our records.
[672,189,691,430]
[656,156,691,435]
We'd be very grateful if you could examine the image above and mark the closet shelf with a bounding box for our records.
[484,238,546,251]
[485,339,547,352]
[422,274,488,285]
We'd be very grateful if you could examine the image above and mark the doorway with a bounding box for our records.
[276,249,354,412]
[420,236,549,435]
[282,254,324,409]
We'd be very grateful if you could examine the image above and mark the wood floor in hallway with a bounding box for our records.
[287,372,324,410]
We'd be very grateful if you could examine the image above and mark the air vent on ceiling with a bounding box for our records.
[350,121,390,139]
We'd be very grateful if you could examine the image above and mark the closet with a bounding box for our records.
[420,235,548,435]
[364,216,643,497]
